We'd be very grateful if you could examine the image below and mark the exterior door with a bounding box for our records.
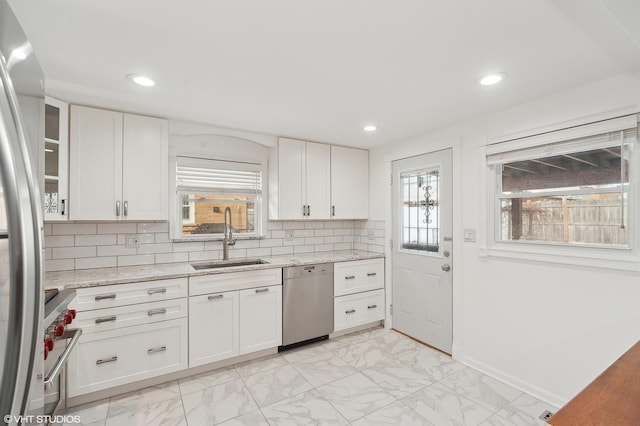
[392,149,453,354]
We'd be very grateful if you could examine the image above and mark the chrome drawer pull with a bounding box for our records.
[255,288,269,293]
[96,356,117,365]
[208,294,223,300]
[368,304,378,309]
[95,293,116,301]
[367,272,377,277]
[148,346,167,355]
[147,308,167,317]
[95,316,116,324]
[148,288,167,295]
[345,309,356,314]
[345,276,356,280]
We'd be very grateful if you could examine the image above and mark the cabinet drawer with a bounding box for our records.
[73,278,187,311]
[189,268,282,296]
[74,298,187,334]
[334,259,384,297]
[334,289,385,332]
[67,318,187,397]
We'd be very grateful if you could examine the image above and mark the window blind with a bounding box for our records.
[486,115,638,165]
[176,157,262,195]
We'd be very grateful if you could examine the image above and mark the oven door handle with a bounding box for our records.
[44,328,83,390]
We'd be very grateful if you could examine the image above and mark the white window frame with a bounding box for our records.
[482,114,640,271]
[169,155,267,241]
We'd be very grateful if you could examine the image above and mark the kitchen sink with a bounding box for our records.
[191,258,269,270]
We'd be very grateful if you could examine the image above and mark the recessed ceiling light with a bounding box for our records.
[128,74,155,87]
[363,125,377,132]
[479,72,507,86]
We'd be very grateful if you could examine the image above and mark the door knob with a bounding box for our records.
[441,264,451,272]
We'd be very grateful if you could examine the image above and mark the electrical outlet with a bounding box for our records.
[368,230,375,241]
[125,234,141,248]
[463,228,476,242]
[284,230,294,241]
[539,411,554,421]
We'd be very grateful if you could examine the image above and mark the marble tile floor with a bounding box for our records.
[62,327,557,426]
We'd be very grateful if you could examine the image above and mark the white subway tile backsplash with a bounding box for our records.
[97,245,137,257]
[137,222,169,233]
[247,247,272,257]
[155,252,189,264]
[137,243,173,254]
[75,234,117,247]
[45,235,75,248]
[282,222,304,230]
[117,254,155,267]
[52,246,96,259]
[97,223,137,234]
[293,246,314,254]
[188,251,220,262]
[53,223,96,235]
[43,220,382,271]
[76,257,117,270]
[172,241,205,252]
[267,221,283,230]
[46,259,75,272]
[259,238,283,248]
[270,246,294,256]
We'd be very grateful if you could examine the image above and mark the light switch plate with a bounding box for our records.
[463,228,476,242]
[284,230,294,241]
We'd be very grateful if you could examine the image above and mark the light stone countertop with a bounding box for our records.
[45,250,385,290]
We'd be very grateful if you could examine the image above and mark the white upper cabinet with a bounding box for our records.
[275,138,330,220]
[44,97,69,221]
[270,137,369,220]
[331,145,369,219]
[69,105,168,221]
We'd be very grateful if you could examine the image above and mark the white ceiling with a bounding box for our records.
[7,0,640,148]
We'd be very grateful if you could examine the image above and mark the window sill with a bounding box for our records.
[479,245,640,272]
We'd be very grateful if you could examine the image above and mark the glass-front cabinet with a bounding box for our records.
[44,97,69,221]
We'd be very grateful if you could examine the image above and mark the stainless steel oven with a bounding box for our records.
[42,289,81,419]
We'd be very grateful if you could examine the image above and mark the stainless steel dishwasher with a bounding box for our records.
[281,263,334,348]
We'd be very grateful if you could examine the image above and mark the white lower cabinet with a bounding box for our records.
[187,271,283,368]
[239,285,282,355]
[334,289,385,332]
[68,318,187,396]
[67,279,188,397]
[189,291,240,367]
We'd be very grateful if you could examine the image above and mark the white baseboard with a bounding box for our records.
[456,353,566,409]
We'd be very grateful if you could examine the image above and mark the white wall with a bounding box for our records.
[370,71,640,407]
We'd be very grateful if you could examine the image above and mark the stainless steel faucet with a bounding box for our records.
[223,206,236,260]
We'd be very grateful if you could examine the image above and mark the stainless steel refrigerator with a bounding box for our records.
[0,0,45,422]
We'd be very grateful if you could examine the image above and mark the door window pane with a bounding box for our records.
[400,169,439,252]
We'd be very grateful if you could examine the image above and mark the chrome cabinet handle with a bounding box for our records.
[123,200,128,217]
[441,264,451,272]
[208,294,223,300]
[255,288,269,293]
[345,309,356,314]
[368,304,378,309]
[303,205,306,216]
[332,205,335,216]
[345,276,356,280]
[308,205,311,216]
[95,293,116,301]
[95,316,116,324]
[148,288,167,295]
[367,272,377,277]
[61,199,66,215]
[147,346,167,355]
[116,200,121,217]
[147,308,166,317]
[96,356,118,365]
